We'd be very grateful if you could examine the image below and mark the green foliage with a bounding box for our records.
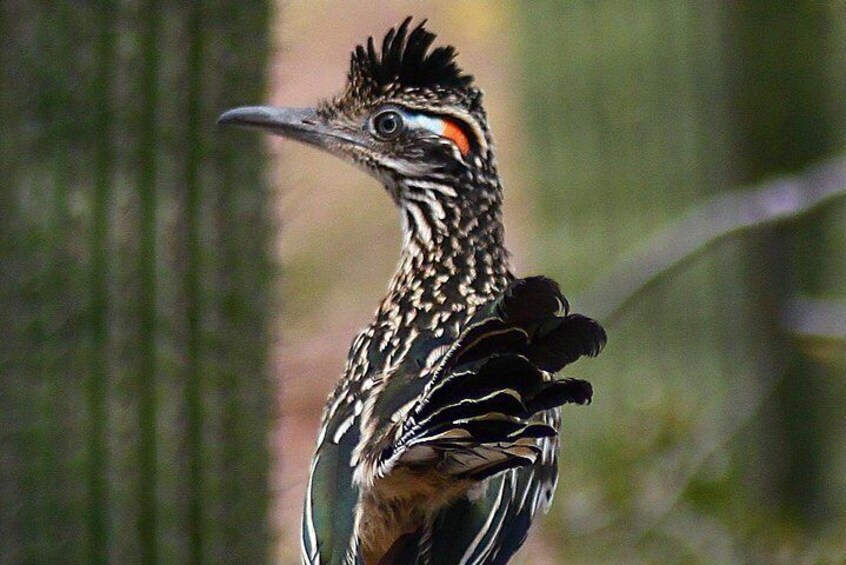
[0,1,274,563]
[516,1,846,563]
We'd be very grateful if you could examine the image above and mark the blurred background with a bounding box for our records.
[2,1,845,564]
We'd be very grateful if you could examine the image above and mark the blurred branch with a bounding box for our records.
[784,297,846,366]
[583,157,846,547]
[578,156,846,324]
[783,296,846,341]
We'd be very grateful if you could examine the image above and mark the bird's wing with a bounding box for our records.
[424,457,559,565]
[301,419,363,565]
[369,276,605,564]
[303,277,605,564]
[303,325,381,565]
[375,276,605,482]
[363,449,560,565]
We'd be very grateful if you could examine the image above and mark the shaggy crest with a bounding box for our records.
[349,17,474,94]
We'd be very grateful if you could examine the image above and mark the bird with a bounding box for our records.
[219,17,606,565]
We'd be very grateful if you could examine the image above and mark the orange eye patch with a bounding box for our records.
[407,113,473,157]
[441,119,471,156]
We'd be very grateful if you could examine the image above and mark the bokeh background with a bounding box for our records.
[2,1,845,564]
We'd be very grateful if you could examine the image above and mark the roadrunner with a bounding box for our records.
[220,18,606,565]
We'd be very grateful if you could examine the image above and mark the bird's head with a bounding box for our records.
[219,17,498,206]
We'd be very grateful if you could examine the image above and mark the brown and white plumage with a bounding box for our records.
[219,17,606,565]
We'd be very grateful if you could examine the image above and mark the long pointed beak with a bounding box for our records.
[217,106,358,153]
[218,105,318,138]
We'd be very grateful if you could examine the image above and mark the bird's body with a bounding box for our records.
[220,18,606,565]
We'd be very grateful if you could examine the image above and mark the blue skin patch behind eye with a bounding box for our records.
[404,112,445,136]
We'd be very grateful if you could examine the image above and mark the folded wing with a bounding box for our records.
[378,276,606,481]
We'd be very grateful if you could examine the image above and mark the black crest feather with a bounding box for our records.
[349,17,474,92]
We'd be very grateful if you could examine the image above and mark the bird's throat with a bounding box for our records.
[376,188,512,337]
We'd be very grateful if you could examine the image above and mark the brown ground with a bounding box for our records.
[268,3,551,562]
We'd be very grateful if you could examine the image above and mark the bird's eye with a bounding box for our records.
[372,110,404,139]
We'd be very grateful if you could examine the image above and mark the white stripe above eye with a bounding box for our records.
[401,103,489,157]
[406,113,446,136]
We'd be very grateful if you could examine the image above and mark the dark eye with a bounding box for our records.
[373,110,404,139]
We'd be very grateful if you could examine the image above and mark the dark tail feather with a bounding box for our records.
[529,314,607,373]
